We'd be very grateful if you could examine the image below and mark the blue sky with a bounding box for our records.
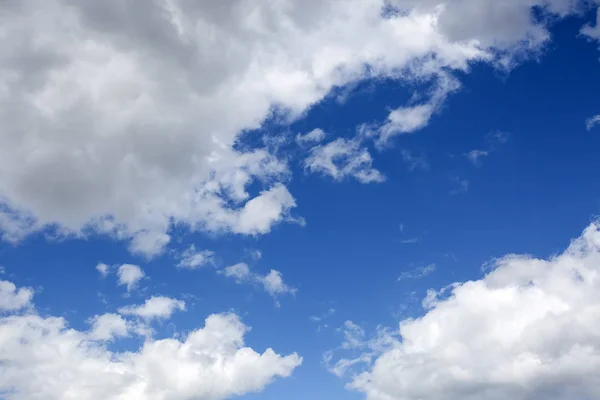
[3,2,600,400]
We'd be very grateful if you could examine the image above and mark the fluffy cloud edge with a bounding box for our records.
[0,282,302,400]
[327,220,600,400]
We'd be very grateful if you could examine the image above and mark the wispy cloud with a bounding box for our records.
[399,237,420,244]
[397,223,424,244]
[450,177,469,195]
[401,150,429,171]
[310,307,336,322]
[398,264,436,281]
[310,308,336,332]
[586,115,600,131]
[464,131,510,167]
[296,128,326,146]
[221,263,296,307]
[465,149,489,166]
[486,131,510,145]
[305,138,385,184]
[177,245,215,269]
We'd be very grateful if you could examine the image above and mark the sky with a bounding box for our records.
[2,1,600,399]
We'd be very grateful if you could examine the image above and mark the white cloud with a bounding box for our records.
[377,74,460,145]
[0,280,33,311]
[222,263,296,305]
[118,296,186,321]
[332,221,600,400]
[1,0,585,253]
[117,264,145,292]
[466,149,489,166]
[128,231,171,258]
[581,8,600,40]
[262,270,297,297]
[234,184,298,235]
[296,128,326,146]
[223,263,253,282]
[88,313,130,341]
[305,138,384,183]
[96,262,110,278]
[0,283,301,400]
[178,245,216,269]
[398,264,436,281]
[379,104,436,142]
[585,114,600,131]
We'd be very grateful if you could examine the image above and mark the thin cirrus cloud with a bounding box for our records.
[397,264,436,281]
[1,0,585,256]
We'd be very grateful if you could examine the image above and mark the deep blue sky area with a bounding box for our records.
[2,5,600,400]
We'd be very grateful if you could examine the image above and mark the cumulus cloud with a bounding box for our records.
[223,263,253,282]
[96,262,110,278]
[305,138,384,183]
[129,231,172,258]
[330,221,600,400]
[223,263,296,305]
[177,245,216,269]
[0,281,33,311]
[117,264,145,292]
[118,296,186,321]
[1,0,588,254]
[262,270,297,297]
[88,313,130,341]
[0,283,302,400]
